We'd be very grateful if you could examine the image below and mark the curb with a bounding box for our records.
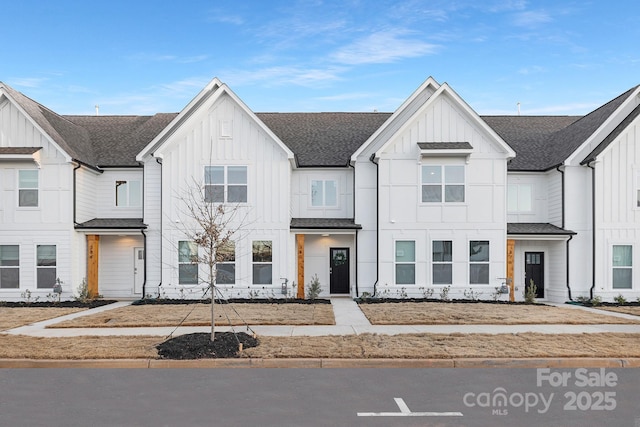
[1,357,639,369]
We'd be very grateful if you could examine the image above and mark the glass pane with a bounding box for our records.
[518,184,532,211]
[433,264,452,285]
[253,264,272,284]
[507,184,518,211]
[612,268,632,289]
[227,166,247,184]
[422,166,441,184]
[0,268,19,288]
[216,264,235,284]
[204,185,224,203]
[204,166,224,185]
[470,241,489,262]
[395,264,415,284]
[445,166,464,183]
[19,189,38,207]
[444,185,464,202]
[470,264,489,284]
[432,241,452,262]
[217,242,235,262]
[179,264,199,284]
[637,190,640,208]
[19,170,38,188]
[311,180,323,206]
[325,181,337,206]
[0,245,19,266]
[227,185,247,203]
[613,245,632,267]
[129,181,142,207]
[178,241,197,263]
[37,267,56,288]
[37,245,56,266]
[116,181,128,206]
[253,241,272,262]
[422,185,441,202]
[395,241,415,262]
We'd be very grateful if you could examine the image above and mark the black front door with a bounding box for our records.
[525,252,544,298]
[330,248,349,294]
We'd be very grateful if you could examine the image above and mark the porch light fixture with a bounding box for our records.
[321,233,330,237]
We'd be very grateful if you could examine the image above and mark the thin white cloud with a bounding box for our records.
[9,77,49,88]
[128,53,209,64]
[224,66,345,88]
[518,65,546,75]
[315,92,372,102]
[512,10,552,28]
[331,30,439,65]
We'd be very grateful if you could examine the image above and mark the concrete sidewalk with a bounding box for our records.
[4,298,640,338]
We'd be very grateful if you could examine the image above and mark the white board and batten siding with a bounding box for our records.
[150,93,292,297]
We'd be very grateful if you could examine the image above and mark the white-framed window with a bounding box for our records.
[115,180,141,207]
[421,165,465,203]
[204,166,247,203]
[469,240,490,284]
[0,245,19,289]
[507,184,533,212]
[36,245,56,289]
[216,241,235,285]
[636,170,640,208]
[178,241,198,285]
[432,240,453,285]
[18,169,39,207]
[311,180,338,207]
[395,240,416,285]
[252,241,272,284]
[612,245,632,289]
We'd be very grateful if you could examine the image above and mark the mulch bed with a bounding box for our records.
[133,298,330,305]
[157,332,259,359]
[0,300,117,308]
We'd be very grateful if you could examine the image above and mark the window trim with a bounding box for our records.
[203,165,248,204]
[395,240,416,285]
[310,179,339,208]
[0,244,20,289]
[252,240,273,285]
[178,240,199,285]
[507,183,533,213]
[469,240,490,285]
[421,164,466,204]
[216,241,236,285]
[612,244,633,289]
[432,240,453,285]
[115,179,142,208]
[36,244,56,289]
[18,169,39,208]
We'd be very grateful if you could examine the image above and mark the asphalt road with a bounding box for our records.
[1,368,638,426]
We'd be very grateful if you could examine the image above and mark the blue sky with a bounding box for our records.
[2,0,639,116]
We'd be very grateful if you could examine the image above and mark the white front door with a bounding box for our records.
[134,247,144,294]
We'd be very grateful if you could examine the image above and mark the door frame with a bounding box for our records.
[524,251,544,298]
[133,247,144,295]
[329,247,350,294]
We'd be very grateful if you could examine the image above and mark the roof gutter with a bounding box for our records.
[586,161,596,300]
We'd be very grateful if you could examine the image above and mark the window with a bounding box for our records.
[612,245,632,289]
[0,245,19,289]
[636,171,640,208]
[204,166,247,203]
[36,245,56,289]
[395,241,415,284]
[252,241,272,284]
[178,241,198,284]
[115,180,141,207]
[18,170,38,207]
[311,180,337,207]
[507,184,532,212]
[216,241,235,285]
[432,240,453,285]
[421,165,465,203]
[469,241,490,284]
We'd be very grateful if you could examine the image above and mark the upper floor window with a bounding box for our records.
[421,165,465,203]
[115,180,141,207]
[612,245,632,289]
[18,170,38,207]
[311,180,337,207]
[178,241,198,285]
[469,240,490,284]
[0,245,19,289]
[216,241,236,285]
[432,240,453,285]
[204,166,247,203]
[395,240,416,285]
[507,184,532,212]
[36,245,56,289]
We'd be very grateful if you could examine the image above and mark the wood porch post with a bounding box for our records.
[296,234,305,299]
[507,239,515,302]
[87,235,100,297]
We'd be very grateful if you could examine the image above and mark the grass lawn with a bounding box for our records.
[49,303,335,328]
[1,332,640,360]
[0,307,85,331]
[358,302,640,325]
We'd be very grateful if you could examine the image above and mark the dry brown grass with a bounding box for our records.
[358,302,640,325]
[597,306,640,317]
[0,307,85,330]
[50,303,335,328]
[3,332,637,360]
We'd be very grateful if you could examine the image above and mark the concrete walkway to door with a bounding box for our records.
[330,297,371,326]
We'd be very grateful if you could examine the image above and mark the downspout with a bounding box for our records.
[348,162,359,297]
[556,165,572,301]
[371,154,380,296]
[156,157,163,291]
[141,229,147,298]
[587,161,596,299]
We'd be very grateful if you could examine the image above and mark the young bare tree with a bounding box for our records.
[176,180,246,341]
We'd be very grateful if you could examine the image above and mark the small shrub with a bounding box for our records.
[524,279,537,303]
[74,278,102,303]
[419,286,434,299]
[396,287,408,299]
[613,294,627,305]
[439,285,451,302]
[464,288,482,301]
[590,295,602,307]
[306,274,322,300]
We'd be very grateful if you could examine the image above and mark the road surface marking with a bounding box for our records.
[357,397,464,417]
